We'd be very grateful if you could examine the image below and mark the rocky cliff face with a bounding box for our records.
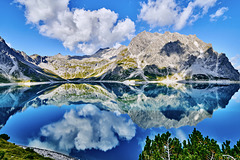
[0,31,239,83]
[126,31,240,81]
[0,37,63,83]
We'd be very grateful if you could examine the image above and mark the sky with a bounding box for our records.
[0,0,239,68]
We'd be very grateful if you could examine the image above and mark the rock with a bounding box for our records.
[20,146,78,160]
[0,36,63,83]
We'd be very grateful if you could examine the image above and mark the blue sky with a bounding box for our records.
[0,0,239,68]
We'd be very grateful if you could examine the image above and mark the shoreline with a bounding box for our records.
[20,145,79,160]
[0,80,240,87]
[0,81,66,87]
[177,80,240,84]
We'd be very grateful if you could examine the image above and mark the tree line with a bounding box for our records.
[139,128,240,160]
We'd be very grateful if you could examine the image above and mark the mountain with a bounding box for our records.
[0,37,63,83]
[0,31,239,83]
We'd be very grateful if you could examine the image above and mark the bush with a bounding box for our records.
[25,147,35,153]
[0,134,10,141]
[0,151,5,159]
[24,154,34,159]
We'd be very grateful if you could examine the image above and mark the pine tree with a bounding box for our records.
[139,128,240,160]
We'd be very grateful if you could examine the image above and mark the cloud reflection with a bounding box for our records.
[232,91,240,103]
[29,104,136,153]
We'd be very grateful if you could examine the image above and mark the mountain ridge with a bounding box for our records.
[0,36,64,83]
[0,31,239,83]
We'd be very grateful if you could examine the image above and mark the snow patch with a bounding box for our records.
[194,41,199,48]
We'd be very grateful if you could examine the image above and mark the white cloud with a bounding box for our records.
[29,104,136,153]
[210,7,228,21]
[138,0,217,30]
[230,54,240,71]
[232,92,240,103]
[138,0,178,28]
[176,129,187,142]
[15,0,135,55]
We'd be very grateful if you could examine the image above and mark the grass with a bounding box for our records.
[119,48,128,56]
[0,138,52,160]
[18,61,50,82]
[58,60,113,79]
[116,56,137,69]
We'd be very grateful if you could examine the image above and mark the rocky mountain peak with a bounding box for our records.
[52,53,70,59]
[0,36,9,50]
[0,32,239,83]
[0,36,4,42]
[129,31,213,56]
[125,31,240,81]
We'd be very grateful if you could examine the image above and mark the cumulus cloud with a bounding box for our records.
[139,0,178,28]
[232,92,240,103]
[210,7,228,21]
[29,104,136,153]
[15,0,135,55]
[138,0,217,30]
[176,129,187,142]
[230,55,240,71]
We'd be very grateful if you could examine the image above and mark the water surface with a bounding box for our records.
[0,83,240,160]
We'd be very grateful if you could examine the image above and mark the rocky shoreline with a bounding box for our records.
[20,146,79,160]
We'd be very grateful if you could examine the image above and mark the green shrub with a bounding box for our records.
[25,147,35,153]
[24,154,34,159]
[139,128,240,160]
[0,134,10,141]
[0,151,5,159]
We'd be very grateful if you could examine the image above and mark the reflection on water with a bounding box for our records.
[0,84,60,129]
[0,83,239,160]
[29,104,135,153]
[0,83,239,129]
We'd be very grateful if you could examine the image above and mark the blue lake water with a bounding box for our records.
[0,83,240,160]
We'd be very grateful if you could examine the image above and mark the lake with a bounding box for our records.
[0,82,240,160]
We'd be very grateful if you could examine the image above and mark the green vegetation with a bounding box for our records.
[60,83,111,100]
[18,61,50,82]
[143,65,173,81]
[0,134,52,160]
[139,128,240,160]
[0,134,10,141]
[119,48,128,56]
[59,60,113,79]
[117,56,138,69]
[43,68,63,80]
[89,62,113,77]
[145,74,174,81]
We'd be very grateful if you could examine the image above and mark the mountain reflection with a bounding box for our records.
[0,83,239,129]
[0,84,60,129]
[29,104,136,153]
